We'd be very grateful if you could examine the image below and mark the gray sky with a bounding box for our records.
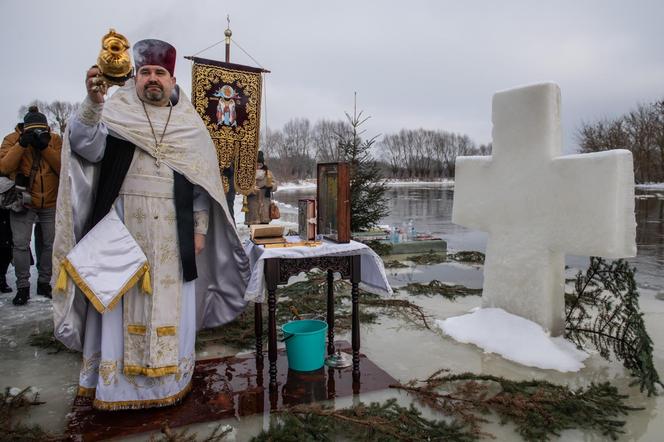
[2,0,663,152]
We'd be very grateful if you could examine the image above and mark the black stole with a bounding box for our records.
[85,135,197,281]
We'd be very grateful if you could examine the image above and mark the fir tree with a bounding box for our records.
[337,93,389,232]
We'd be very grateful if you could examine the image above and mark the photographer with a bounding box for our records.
[0,106,61,305]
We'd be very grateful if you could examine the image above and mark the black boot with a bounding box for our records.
[37,282,52,299]
[12,287,29,306]
[0,276,11,293]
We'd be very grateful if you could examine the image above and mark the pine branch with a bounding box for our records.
[391,371,640,441]
[252,399,478,441]
[399,280,482,300]
[565,257,663,395]
[0,387,56,441]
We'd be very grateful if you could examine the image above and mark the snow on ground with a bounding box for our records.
[436,307,589,372]
[278,180,316,191]
[386,179,454,187]
[636,183,664,190]
[276,178,455,192]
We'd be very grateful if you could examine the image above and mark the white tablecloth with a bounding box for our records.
[243,236,393,303]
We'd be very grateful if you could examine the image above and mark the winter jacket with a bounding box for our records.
[245,168,278,225]
[0,126,61,209]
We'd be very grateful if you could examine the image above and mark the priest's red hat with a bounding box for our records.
[133,39,176,76]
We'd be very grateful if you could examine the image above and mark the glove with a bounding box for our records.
[33,132,51,150]
[18,132,33,148]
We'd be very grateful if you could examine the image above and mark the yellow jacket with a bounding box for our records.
[0,126,62,209]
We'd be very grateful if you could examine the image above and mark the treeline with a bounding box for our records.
[578,100,664,183]
[260,118,491,181]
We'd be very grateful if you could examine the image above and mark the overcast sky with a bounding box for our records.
[2,0,663,152]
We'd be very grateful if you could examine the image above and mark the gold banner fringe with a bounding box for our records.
[77,385,96,397]
[92,380,192,411]
[62,260,150,314]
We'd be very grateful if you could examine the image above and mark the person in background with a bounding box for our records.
[0,108,61,305]
[244,150,277,225]
[0,123,23,294]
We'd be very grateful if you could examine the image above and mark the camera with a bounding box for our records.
[14,174,32,207]
[29,128,51,146]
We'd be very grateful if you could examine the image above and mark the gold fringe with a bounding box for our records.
[77,385,96,397]
[127,324,146,335]
[63,260,150,314]
[54,263,68,292]
[142,267,152,294]
[242,195,249,213]
[156,326,177,337]
[92,380,192,411]
[123,364,179,377]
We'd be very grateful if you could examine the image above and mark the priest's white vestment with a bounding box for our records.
[52,81,250,410]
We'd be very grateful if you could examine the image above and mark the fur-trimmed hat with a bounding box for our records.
[133,39,176,76]
[23,106,49,131]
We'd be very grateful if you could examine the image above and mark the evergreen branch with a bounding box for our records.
[565,257,663,396]
[391,371,640,441]
[252,399,478,441]
[399,280,482,300]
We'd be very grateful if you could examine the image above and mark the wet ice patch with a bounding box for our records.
[437,307,588,372]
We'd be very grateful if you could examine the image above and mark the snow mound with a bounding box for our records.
[436,307,588,372]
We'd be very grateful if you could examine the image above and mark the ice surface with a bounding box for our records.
[452,83,637,335]
[437,307,589,372]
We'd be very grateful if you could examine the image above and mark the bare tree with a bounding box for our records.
[312,119,349,162]
[18,99,80,136]
[577,99,664,183]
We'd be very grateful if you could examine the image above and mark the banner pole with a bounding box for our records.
[225,15,232,63]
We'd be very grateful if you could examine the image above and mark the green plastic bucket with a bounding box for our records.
[281,319,328,372]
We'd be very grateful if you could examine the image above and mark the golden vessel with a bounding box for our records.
[96,29,133,86]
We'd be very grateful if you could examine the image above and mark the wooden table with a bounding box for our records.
[253,254,362,390]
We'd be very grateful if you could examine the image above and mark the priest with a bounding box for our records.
[52,39,250,410]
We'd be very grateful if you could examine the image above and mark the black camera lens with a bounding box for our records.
[29,128,51,147]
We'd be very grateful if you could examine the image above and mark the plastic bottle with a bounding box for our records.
[407,219,414,240]
[391,224,399,244]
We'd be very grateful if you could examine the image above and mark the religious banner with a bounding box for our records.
[187,56,268,195]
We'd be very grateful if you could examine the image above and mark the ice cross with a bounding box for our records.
[452,83,636,336]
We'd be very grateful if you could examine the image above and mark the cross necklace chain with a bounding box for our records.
[141,99,173,167]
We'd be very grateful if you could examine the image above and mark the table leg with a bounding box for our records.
[265,259,279,390]
[326,269,335,355]
[254,302,263,360]
[351,255,361,381]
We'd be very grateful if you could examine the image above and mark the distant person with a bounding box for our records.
[0,123,24,294]
[0,107,61,305]
[245,150,277,225]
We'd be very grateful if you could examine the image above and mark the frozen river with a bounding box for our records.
[1,184,663,440]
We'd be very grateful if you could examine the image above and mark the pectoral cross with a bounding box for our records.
[154,142,165,167]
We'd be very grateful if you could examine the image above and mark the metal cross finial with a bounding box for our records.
[224,14,232,39]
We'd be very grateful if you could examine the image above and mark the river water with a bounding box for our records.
[1,184,663,441]
[276,184,664,293]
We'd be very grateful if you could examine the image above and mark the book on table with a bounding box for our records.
[250,225,287,245]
